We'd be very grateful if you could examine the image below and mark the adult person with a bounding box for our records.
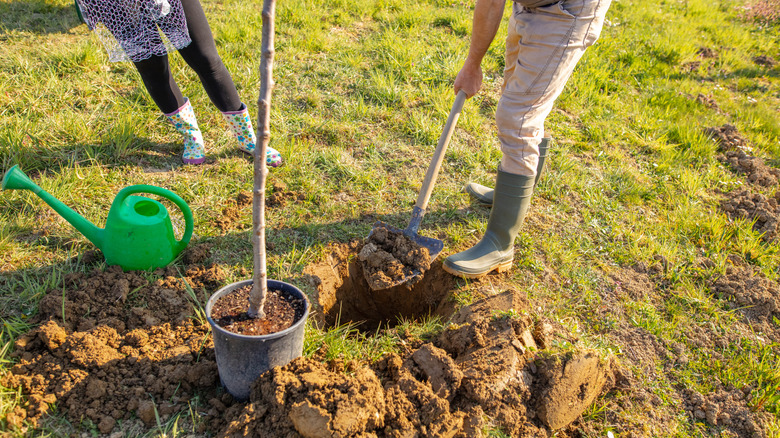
[443,0,611,278]
[75,0,283,166]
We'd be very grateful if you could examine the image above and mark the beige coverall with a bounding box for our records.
[498,0,612,175]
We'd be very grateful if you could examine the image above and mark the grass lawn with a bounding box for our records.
[0,0,779,436]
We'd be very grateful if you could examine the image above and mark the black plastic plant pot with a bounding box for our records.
[206,279,309,401]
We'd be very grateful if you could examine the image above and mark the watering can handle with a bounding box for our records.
[115,185,194,252]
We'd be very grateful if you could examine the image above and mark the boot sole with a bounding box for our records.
[442,260,513,279]
[183,157,206,165]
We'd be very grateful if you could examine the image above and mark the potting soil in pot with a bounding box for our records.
[210,285,305,336]
[358,224,433,289]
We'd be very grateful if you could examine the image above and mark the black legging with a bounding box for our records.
[133,0,242,114]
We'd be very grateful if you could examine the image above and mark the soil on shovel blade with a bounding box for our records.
[210,285,305,336]
[358,224,433,290]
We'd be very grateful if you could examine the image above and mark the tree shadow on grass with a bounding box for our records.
[207,204,490,269]
[0,197,488,308]
[1,137,217,175]
[668,64,780,84]
[0,0,83,35]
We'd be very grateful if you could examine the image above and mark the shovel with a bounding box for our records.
[367,90,467,288]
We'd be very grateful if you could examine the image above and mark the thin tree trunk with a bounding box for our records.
[248,0,276,319]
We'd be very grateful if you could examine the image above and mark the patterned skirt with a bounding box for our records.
[75,0,191,62]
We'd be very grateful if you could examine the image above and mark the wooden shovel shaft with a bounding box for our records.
[408,90,467,233]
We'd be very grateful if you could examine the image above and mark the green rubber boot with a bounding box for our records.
[443,169,535,278]
[466,137,550,205]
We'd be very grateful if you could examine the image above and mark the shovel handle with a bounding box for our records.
[407,90,467,233]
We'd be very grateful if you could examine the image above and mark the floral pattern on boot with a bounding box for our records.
[222,103,283,168]
[165,98,206,165]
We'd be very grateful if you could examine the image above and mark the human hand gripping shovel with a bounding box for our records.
[362,90,467,290]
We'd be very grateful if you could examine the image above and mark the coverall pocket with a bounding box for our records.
[558,0,609,47]
[503,3,577,97]
[503,0,608,99]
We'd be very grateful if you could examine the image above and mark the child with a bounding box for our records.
[75,0,283,166]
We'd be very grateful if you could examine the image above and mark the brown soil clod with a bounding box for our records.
[534,351,611,430]
[182,242,213,265]
[695,93,724,114]
[236,191,252,207]
[697,46,717,58]
[720,189,780,242]
[683,387,774,437]
[721,150,780,187]
[753,54,777,67]
[214,184,301,231]
[705,124,751,153]
[214,192,252,233]
[267,181,305,207]
[358,224,433,290]
[709,263,780,342]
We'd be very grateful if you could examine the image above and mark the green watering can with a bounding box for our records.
[2,165,193,271]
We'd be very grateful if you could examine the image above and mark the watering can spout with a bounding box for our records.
[2,165,40,192]
[2,165,104,248]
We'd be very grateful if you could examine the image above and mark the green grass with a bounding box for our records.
[1,0,780,435]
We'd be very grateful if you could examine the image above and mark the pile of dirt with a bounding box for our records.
[266,181,305,207]
[217,290,614,437]
[720,189,780,242]
[3,242,613,437]
[696,93,724,114]
[720,150,780,187]
[681,60,701,73]
[705,124,751,152]
[357,224,433,290]
[183,242,212,265]
[214,191,252,232]
[709,262,780,342]
[697,46,717,58]
[213,182,303,232]
[682,387,775,436]
[1,244,228,434]
[753,55,777,67]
